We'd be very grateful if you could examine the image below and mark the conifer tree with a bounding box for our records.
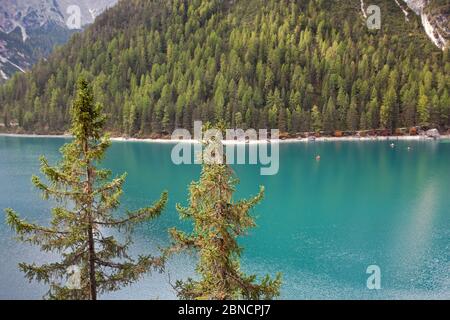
[346,98,359,131]
[169,127,281,300]
[440,91,450,127]
[380,87,396,131]
[418,91,430,127]
[311,105,323,133]
[4,78,168,300]
[323,97,336,132]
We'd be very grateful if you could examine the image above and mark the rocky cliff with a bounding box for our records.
[403,0,449,50]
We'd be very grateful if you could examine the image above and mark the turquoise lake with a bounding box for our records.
[0,136,449,299]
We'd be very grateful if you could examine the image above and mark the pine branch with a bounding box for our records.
[94,191,168,228]
[5,209,69,237]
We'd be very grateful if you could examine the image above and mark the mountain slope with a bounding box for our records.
[0,0,448,136]
[0,0,118,82]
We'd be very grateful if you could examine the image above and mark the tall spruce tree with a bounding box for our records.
[4,78,168,300]
[169,128,281,300]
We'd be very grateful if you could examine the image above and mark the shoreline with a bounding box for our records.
[1,133,449,144]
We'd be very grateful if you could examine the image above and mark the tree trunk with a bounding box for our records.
[85,140,97,300]
[87,217,97,300]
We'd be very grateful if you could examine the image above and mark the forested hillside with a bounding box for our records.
[0,0,449,136]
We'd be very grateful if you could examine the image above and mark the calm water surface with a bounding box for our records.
[0,136,449,299]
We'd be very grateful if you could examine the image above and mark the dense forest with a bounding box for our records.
[0,0,449,137]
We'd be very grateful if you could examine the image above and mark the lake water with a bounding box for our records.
[0,136,449,300]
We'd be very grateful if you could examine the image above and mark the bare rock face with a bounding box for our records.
[0,0,118,34]
[0,1,63,40]
[426,128,441,138]
[403,0,428,14]
[0,0,118,82]
[402,0,449,50]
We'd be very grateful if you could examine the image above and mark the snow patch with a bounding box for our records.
[395,0,410,22]
[0,55,26,73]
[88,9,98,20]
[0,70,8,80]
[360,0,367,19]
[12,21,28,42]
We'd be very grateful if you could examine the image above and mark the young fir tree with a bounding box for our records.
[169,125,281,300]
[4,78,168,300]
